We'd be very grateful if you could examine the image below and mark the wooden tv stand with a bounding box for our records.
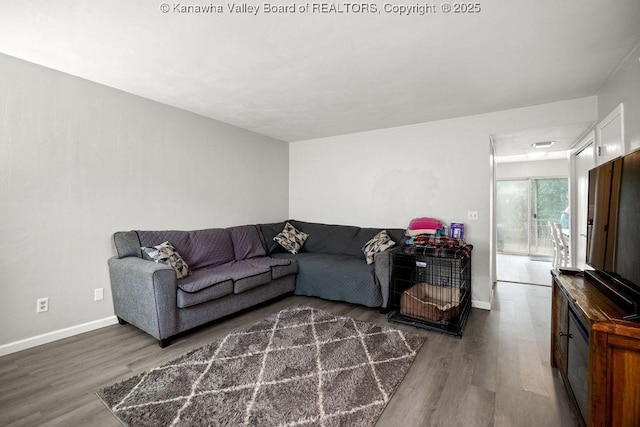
[551,270,640,426]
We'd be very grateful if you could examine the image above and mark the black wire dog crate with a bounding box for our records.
[388,245,472,337]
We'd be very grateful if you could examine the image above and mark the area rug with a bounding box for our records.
[98,306,425,427]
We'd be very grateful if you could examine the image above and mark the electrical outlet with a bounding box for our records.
[94,288,104,301]
[37,297,49,313]
[468,211,479,221]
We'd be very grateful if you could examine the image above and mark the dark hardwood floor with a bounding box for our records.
[0,282,578,426]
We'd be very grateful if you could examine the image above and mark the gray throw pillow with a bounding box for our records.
[141,241,192,279]
[362,230,395,264]
[273,222,309,254]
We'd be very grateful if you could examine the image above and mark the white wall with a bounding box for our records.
[597,42,640,152]
[496,159,569,180]
[290,97,597,309]
[0,54,289,351]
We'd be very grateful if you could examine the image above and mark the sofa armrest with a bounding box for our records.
[374,248,396,308]
[107,256,178,341]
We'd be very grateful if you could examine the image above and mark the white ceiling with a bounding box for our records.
[1,1,639,143]
[492,121,595,162]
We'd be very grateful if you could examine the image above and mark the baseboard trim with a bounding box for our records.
[0,299,492,356]
[0,316,119,357]
[472,300,492,310]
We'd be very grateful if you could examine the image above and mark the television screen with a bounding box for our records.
[585,149,640,315]
[586,158,621,272]
[615,149,640,289]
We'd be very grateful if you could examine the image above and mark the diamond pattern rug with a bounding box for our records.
[98,306,425,426]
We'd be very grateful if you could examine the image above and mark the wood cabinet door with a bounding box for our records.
[552,283,569,373]
[607,334,640,427]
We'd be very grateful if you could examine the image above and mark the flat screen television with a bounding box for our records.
[586,148,640,319]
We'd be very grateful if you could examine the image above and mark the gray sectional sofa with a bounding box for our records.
[108,225,297,347]
[108,220,405,347]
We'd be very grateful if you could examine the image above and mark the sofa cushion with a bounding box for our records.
[289,221,358,256]
[234,271,272,294]
[245,257,299,279]
[177,259,272,302]
[178,265,233,293]
[286,221,407,260]
[141,241,192,279]
[188,228,235,269]
[138,229,235,271]
[225,260,272,293]
[362,230,396,265]
[177,280,234,308]
[229,225,267,260]
[274,222,309,254]
[257,222,287,255]
[138,230,191,259]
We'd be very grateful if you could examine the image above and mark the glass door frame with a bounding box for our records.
[496,177,568,257]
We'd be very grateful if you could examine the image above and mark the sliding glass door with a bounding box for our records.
[496,178,568,256]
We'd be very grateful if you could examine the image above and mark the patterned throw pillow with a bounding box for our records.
[362,230,396,264]
[141,241,192,279]
[273,222,309,254]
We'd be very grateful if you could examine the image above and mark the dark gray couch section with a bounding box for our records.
[289,221,364,257]
[272,252,382,307]
[258,220,405,308]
